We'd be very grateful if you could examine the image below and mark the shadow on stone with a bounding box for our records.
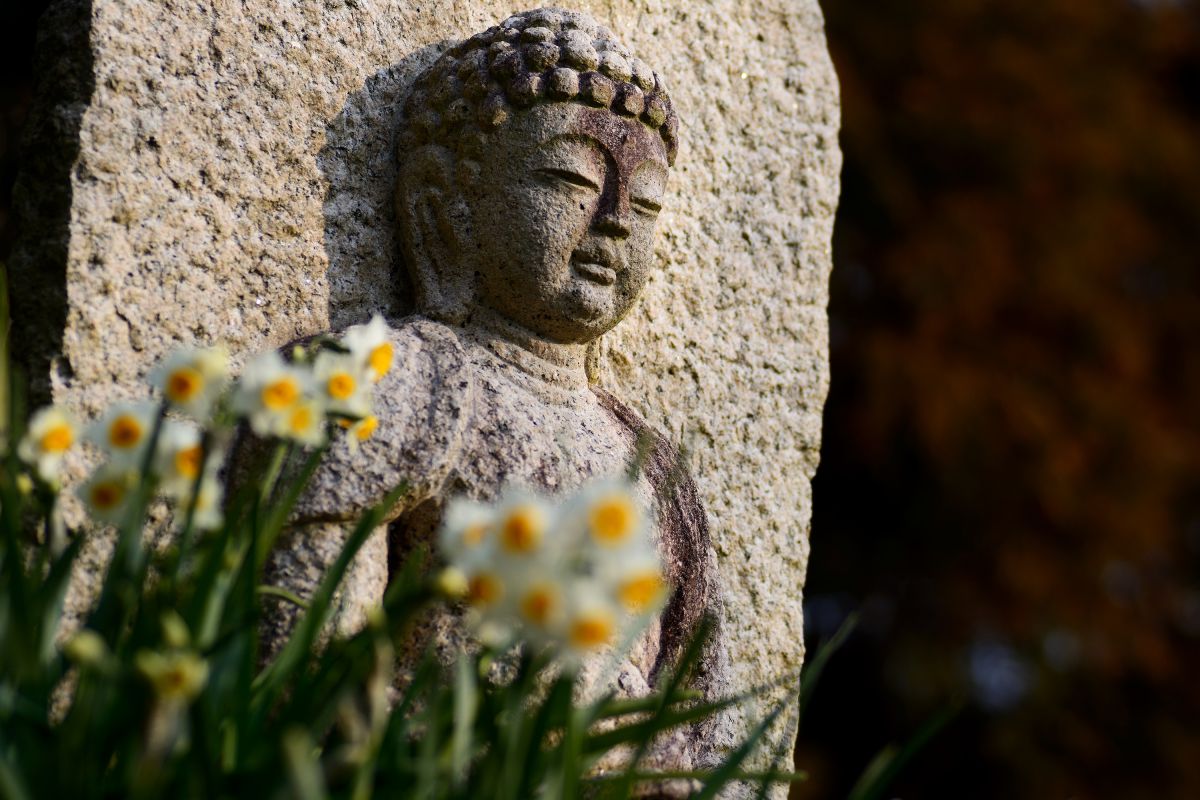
[317,41,453,331]
[8,0,95,407]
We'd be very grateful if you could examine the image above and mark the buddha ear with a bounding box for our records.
[395,146,473,322]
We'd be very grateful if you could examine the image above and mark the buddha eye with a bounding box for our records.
[537,167,600,192]
[632,196,662,216]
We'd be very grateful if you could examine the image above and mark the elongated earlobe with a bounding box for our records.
[396,146,473,322]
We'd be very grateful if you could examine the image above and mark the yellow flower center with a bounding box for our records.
[569,613,614,649]
[108,415,144,449]
[327,372,356,400]
[161,666,189,694]
[355,415,378,441]
[165,367,203,403]
[261,377,299,410]
[140,652,207,702]
[589,495,636,545]
[501,506,543,554]
[619,571,667,613]
[289,405,314,435]
[462,522,488,548]
[467,573,502,607]
[369,342,394,381]
[520,586,557,626]
[175,444,204,479]
[90,481,125,511]
[39,423,74,453]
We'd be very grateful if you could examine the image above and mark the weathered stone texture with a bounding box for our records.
[12,0,840,783]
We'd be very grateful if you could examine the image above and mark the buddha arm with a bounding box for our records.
[259,521,390,657]
[256,316,473,658]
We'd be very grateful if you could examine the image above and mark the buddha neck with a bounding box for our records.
[465,307,590,392]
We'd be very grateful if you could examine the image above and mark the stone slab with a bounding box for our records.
[11,0,840,785]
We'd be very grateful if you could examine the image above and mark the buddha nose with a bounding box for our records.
[592,177,632,238]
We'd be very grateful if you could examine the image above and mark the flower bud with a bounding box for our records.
[63,630,109,667]
[437,566,469,599]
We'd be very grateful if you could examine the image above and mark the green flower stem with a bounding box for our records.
[255,441,291,535]
[255,585,309,610]
[169,430,216,583]
[90,403,168,642]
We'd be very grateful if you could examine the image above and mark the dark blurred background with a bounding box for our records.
[795,0,1200,798]
[4,1,1199,798]
[0,3,46,265]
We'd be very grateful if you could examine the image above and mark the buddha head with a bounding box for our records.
[395,7,679,345]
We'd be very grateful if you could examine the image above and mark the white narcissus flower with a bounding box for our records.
[511,571,569,642]
[150,419,226,530]
[600,544,669,617]
[281,396,327,447]
[439,498,496,570]
[441,493,554,647]
[154,420,205,500]
[341,314,394,383]
[136,649,209,703]
[576,481,667,618]
[450,492,571,647]
[149,345,229,421]
[85,401,159,469]
[341,414,378,451]
[313,350,373,418]
[465,567,505,612]
[78,464,138,525]
[494,493,553,559]
[461,557,516,648]
[17,405,78,484]
[231,351,326,445]
[577,480,648,551]
[492,493,571,640]
[179,475,224,532]
[561,579,621,660]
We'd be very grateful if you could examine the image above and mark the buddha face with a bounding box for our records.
[458,103,669,344]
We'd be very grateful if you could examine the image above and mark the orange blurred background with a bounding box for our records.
[796,1,1200,797]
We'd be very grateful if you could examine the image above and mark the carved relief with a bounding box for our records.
[261,8,730,781]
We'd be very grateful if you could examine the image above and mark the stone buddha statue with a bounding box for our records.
[262,6,731,777]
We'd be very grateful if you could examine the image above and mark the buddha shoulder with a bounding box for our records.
[293,316,473,523]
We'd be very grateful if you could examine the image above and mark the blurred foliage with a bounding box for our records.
[798,0,1200,797]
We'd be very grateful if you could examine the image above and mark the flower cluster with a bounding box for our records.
[438,480,669,664]
[71,395,220,529]
[15,314,395,532]
[230,314,391,448]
